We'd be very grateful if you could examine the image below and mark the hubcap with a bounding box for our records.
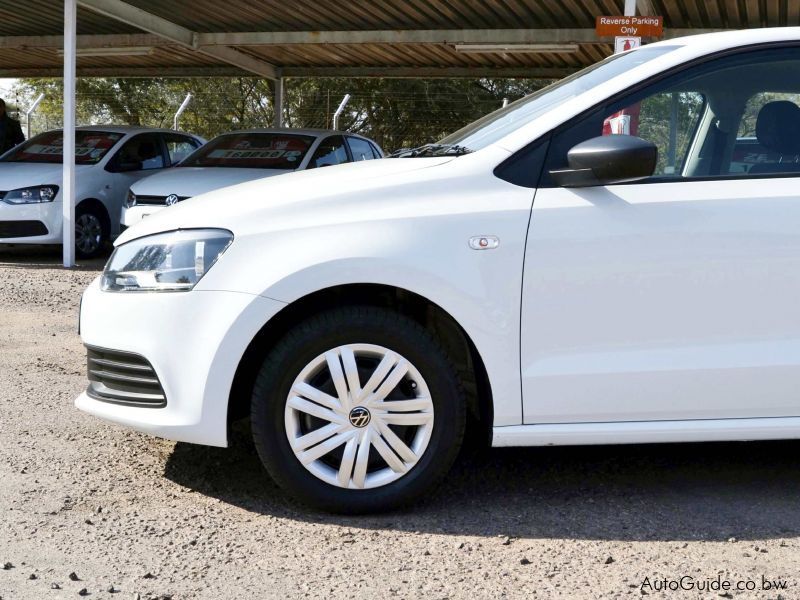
[75,214,103,254]
[285,343,434,490]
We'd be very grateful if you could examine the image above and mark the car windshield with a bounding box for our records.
[417,45,682,155]
[1,130,124,164]
[179,133,315,169]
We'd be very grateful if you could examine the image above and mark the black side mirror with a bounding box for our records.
[549,135,657,188]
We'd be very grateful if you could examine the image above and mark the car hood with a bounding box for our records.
[0,162,92,191]
[117,157,457,244]
[130,166,291,198]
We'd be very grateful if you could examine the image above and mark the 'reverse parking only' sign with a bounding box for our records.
[595,16,663,37]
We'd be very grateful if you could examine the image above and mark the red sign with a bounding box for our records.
[596,16,663,37]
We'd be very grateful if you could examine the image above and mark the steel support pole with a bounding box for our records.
[274,77,284,128]
[63,0,76,267]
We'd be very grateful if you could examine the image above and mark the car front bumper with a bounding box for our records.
[0,200,62,244]
[75,278,286,447]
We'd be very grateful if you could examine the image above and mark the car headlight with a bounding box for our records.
[125,190,137,208]
[3,185,59,204]
[101,229,233,292]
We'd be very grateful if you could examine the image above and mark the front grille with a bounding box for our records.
[135,195,190,206]
[86,346,166,408]
[0,220,48,238]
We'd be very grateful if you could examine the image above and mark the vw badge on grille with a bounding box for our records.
[348,406,371,428]
[165,194,179,206]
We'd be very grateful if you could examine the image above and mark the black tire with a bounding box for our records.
[74,204,108,259]
[251,306,466,513]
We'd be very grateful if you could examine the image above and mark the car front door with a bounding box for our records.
[106,133,168,228]
[521,45,800,424]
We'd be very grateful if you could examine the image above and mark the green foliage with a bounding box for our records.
[13,76,549,152]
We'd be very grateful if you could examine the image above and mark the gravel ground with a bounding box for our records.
[1,245,800,600]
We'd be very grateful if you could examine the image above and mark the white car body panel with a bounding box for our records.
[77,27,800,449]
[522,178,800,424]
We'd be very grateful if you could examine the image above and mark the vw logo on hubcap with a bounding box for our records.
[348,406,371,428]
[165,194,179,206]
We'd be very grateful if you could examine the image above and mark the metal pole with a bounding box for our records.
[25,93,45,139]
[173,93,192,130]
[273,77,284,128]
[502,97,509,108]
[62,0,76,268]
[624,0,637,15]
[332,93,351,131]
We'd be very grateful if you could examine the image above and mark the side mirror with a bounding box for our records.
[549,135,657,188]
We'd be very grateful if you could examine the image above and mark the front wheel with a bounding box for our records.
[251,307,466,513]
[74,205,108,259]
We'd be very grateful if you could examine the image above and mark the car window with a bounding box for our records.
[1,130,123,164]
[602,92,705,176]
[369,142,382,159]
[114,134,165,170]
[309,135,349,168]
[164,134,201,165]
[541,46,800,186]
[179,133,314,169]
[347,137,375,162]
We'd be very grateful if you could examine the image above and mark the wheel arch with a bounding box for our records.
[227,283,493,444]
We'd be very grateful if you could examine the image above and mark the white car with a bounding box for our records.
[0,126,203,257]
[121,129,384,228]
[78,28,800,512]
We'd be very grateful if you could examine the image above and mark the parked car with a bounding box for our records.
[0,126,204,257]
[121,129,384,228]
[77,28,800,512]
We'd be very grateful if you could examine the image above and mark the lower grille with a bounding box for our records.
[135,195,190,206]
[86,346,166,408]
[0,220,48,238]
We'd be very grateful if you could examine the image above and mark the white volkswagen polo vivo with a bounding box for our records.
[77,28,800,512]
[0,126,203,257]
[120,129,383,229]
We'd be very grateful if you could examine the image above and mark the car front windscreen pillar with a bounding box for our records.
[62,0,77,268]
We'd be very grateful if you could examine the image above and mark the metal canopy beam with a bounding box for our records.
[194,28,720,46]
[75,0,279,79]
[0,28,728,50]
[0,66,580,79]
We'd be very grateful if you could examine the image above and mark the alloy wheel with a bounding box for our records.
[75,213,103,255]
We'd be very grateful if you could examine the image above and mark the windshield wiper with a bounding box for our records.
[393,143,473,158]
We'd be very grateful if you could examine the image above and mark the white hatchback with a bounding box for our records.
[78,28,800,512]
[121,129,384,229]
[0,126,203,257]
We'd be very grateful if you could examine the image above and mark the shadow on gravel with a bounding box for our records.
[0,244,108,270]
[164,424,800,542]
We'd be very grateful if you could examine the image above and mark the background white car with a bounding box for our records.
[121,128,384,228]
[0,126,204,258]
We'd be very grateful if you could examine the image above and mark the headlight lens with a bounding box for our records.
[101,229,233,292]
[125,190,137,208]
[3,185,59,204]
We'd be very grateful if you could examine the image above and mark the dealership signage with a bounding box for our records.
[595,16,663,37]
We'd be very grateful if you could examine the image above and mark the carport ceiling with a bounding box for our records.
[0,0,795,79]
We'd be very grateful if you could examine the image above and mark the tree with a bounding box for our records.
[13,76,551,152]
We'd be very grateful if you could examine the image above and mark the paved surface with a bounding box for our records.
[1,246,799,599]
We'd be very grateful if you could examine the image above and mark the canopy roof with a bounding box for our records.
[0,0,783,79]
